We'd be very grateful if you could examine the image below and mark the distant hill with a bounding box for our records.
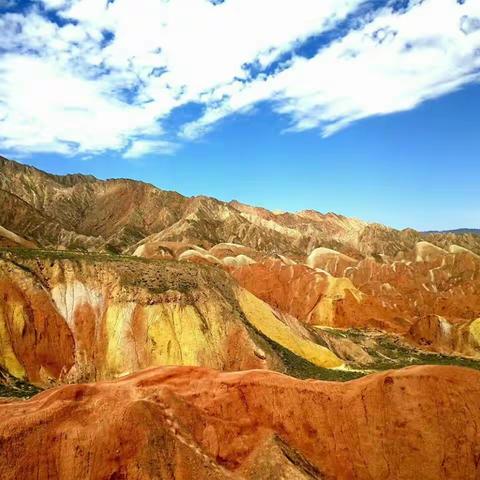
[424,228,480,235]
[2,155,480,257]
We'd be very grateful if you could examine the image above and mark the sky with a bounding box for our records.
[0,0,479,231]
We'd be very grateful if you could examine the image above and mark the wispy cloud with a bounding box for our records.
[183,0,480,138]
[0,0,479,157]
[123,139,179,159]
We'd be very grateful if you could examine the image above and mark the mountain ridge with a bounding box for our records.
[2,155,480,257]
[424,228,480,235]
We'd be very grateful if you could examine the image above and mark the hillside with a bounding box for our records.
[2,156,480,257]
[1,365,480,479]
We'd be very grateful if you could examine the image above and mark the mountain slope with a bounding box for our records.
[0,248,344,386]
[1,156,480,479]
[2,156,480,257]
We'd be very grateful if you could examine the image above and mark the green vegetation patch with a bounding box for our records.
[0,247,154,264]
[0,369,42,399]
[322,327,480,373]
[244,322,364,382]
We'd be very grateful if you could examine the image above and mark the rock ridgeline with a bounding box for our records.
[0,364,479,480]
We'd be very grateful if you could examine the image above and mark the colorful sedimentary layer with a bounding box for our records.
[0,364,478,480]
[229,258,364,326]
[0,251,342,385]
[229,241,480,356]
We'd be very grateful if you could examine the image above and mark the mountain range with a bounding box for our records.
[424,228,480,235]
[0,156,480,479]
[2,156,480,258]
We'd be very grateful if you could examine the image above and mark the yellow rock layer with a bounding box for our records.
[142,303,221,367]
[0,302,26,378]
[104,303,137,378]
[101,300,231,378]
[235,288,343,369]
[310,276,362,326]
[469,318,480,347]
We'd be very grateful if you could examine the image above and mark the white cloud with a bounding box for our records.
[123,139,179,159]
[183,0,480,138]
[1,0,480,157]
[0,55,161,154]
[40,0,70,10]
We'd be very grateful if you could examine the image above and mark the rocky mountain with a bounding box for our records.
[0,249,344,388]
[1,156,480,479]
[1,156,480,378]
[424,228,480,235]
[2,156,480,257]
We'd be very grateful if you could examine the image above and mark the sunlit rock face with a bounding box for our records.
[228,241,480,357]
[1,156,480,366]
[0,250,343,386]
[0,364,479,480]
[229,258,364,327]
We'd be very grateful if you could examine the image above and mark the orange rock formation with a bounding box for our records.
[0,365,479,479]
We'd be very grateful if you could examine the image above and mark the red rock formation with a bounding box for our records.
[0,252,270,384]
[230,258,329,321]
[230,258,406,332]
[407,314,480,356]
[0,278,75,383]
[0,364,479,479]
[345,250,480,341]
[230,244,480,355]
[0,250,348,385]
[306,246,358,276]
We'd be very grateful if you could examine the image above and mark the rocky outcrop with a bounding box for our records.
[0,250,342,386]
[229,258,365,327]
[231,258,417,334]
[407,315,480,356]
[228,242,480,356]
[0,364,479,480]
[2,157,480,365]
[306,247,357,276]
[0,225,36,249]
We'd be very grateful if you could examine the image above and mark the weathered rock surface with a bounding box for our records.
[229,241,480,357]
[0,158,480,362]
[1,157,480,480]
[407,315,480,356]
[229,258,366,327]
[0,364,479,480]
[0,250,342,386]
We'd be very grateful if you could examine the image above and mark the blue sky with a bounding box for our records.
[1,0,479,230]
